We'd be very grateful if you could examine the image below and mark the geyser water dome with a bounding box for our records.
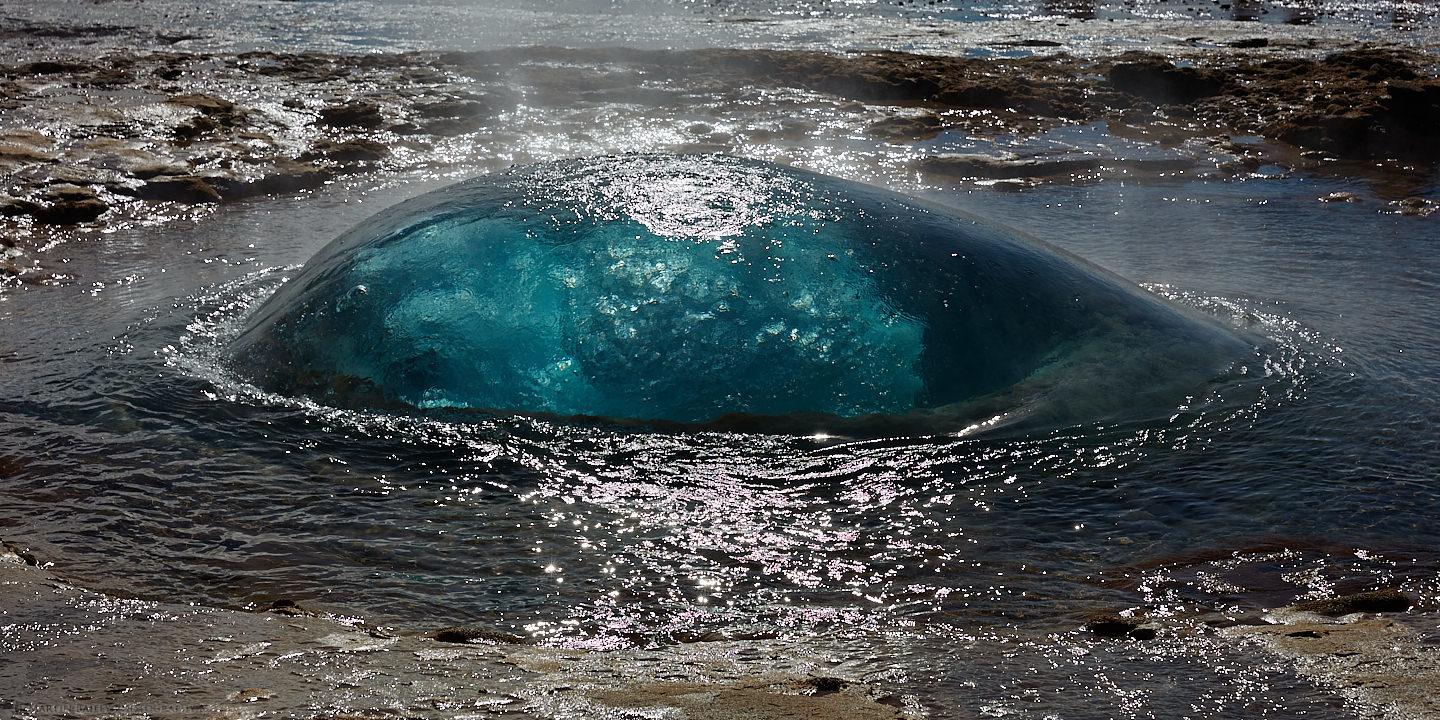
[227,154,1255,434]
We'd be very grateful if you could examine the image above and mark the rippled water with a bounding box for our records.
[3,1,1440,717]
[5,166,1438,713]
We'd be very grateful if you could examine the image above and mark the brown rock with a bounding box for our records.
[41,184,98,202]
[137,176,221,203]
[803,677,850,693]
[165,93,237,115]
[204,160,333,199]
[0,197,41,218]
[426,627,525,644]
[1108,55,1223,105]
[130,162,186,180]
[81,68,132,87]
[298,138,390,165]
[1395,197,1438,216]
[174,115,220,141]
[1323,48,1419,82]
[1084,613,1156,640]
[867,114,944,142]
[318,102,384,128]
[20,60,88,75]
[32,198,108,225]
[1289,588,1412,616]
[1085,613,1140,637]
[260,598,318,616]
[0,141,56,167]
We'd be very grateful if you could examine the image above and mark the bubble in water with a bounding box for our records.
[227,154,1255,434]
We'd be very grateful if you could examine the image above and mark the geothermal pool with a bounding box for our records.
[225,155,1255,432]
[2,0,1439,717]
[5,158,1439,716]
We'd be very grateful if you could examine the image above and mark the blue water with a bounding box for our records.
[2,1,1439,717]
[226,155,1254,430]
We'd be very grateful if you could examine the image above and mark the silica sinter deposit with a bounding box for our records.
[2,1,1439,718]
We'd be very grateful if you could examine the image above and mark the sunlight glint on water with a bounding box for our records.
[1,1,1438,717]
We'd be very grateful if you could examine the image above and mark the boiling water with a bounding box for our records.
[2,0,1439,717]
[6,168,1438,715]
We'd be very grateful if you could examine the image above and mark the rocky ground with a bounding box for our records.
[1,544,913,719]
[3,45,1437,282]
[7,540,1440,719]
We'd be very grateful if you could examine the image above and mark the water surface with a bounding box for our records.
[2,1,1439,717]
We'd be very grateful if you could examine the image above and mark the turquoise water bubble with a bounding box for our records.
[227,154,1255,432]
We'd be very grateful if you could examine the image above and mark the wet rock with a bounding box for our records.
[169,96,250,144]
[174,114,220,142]
[1271,111,1377,159]
[228,687,276,702]
[931,79,1075,116]
[205,160,333,199]
[1260,51,1439,159]
[0,129,54,147]
[298,138,390,165]
[1228,38,1269,49]
[7,185,110,224]
[737,50,943,102]
[75,138,171,176]
[318,101,384,128]
[1108,55,1223,105]
[425,627,526,645]
[131,162,187,180]
[137,175,221,203]
[0,196,39,218]
[1085,613,1156,639]
[0,132,57,170]
[1,540,41,566]
[42,183,99,202]
[1394,197,1438,217]
[874,693,905,707]
[166,93,237,115]
[260,598,319,616]
[1378,80,1440,157]
[867,113,944,142]
[1288,588,1412,616]
[81,67,132,87]
[1323,48,1419,83]
[1009,39,1064,48]
[34,199,106,225]
[20,60,89,75]
[803,676,851,693]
